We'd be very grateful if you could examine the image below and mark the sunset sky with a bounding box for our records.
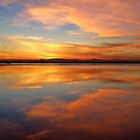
[0,0,140,60]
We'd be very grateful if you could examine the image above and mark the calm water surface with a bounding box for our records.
[0,64,140,140]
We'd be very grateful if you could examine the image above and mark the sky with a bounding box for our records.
[0,0,140,60]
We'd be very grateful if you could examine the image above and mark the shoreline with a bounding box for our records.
[0,62,140,66]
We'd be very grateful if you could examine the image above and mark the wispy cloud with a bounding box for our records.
[16,0,140,37]
[0,35,139,60]
[0,0,16,6]
[0,0,140,60]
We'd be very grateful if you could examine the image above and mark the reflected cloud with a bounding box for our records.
[0,65,140,140]
[27,130,50,140]
[0,65,140,89]
[0,119,25,140]
[27,89,140,140]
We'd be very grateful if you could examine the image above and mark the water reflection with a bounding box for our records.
[0,65,140,140]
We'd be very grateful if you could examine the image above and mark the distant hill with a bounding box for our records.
[0,58,140,63]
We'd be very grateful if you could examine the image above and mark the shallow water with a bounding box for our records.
[0,64,140,140]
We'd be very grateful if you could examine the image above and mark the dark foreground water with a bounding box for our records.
[0,64,140,140]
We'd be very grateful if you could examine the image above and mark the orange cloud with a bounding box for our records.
[23,0,140,37]
[0,35,140,60]
[0,0,140,61]
[1,0,140,61]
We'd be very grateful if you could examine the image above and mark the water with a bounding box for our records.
[0,64,140,140]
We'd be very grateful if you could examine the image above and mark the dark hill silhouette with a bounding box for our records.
[0,58,140,64]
